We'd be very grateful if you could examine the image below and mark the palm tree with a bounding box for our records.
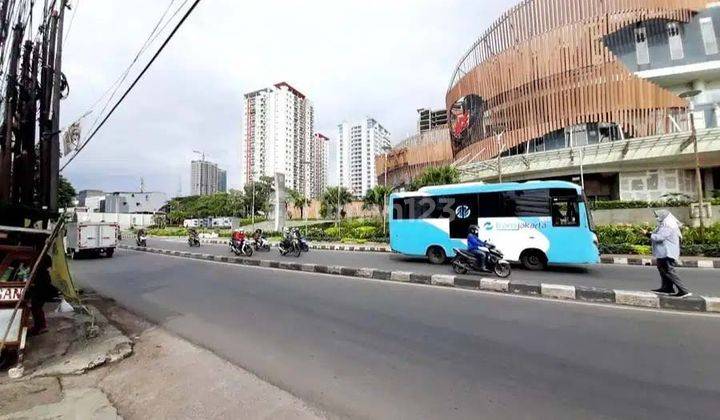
[409,165,461,191]
[321,186,353,225]
[363,185,393,236]
[287,189,310,220]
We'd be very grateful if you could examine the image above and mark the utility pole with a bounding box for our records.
[48,0,68,211]
[39,8,58,210]
[0,23,23,202]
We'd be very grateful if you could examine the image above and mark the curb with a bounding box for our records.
[148,237,720,269]
[600,256,720,269]
[119,245,719,314]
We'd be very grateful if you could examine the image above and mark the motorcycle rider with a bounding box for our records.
[252,228,264,245]
[136,228,147,246]
[279,227,294,252]
[231,229,246,247]
[188,227,199,245]
[467,225,490,272]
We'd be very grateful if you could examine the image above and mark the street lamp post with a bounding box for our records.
[302,160,311,236]
[495,132,505,183]
[680,89,705,236]
[382,144,392,237]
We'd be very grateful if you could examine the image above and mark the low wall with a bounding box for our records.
[592,206,720,225]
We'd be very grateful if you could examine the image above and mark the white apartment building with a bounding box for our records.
[307,133,329,199]
[191,160,221,196]
[338,118,391,197]
[241,82,315,196]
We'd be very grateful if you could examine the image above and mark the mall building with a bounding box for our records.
[382,0,720,201]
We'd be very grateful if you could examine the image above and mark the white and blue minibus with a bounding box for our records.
[389,181,599,270]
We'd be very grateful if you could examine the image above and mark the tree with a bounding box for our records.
[243,176,275,217]
[287,189,310,220]
[57,175,76,209]
[409,165,460,191]
[320,186,353,221]
[363,185,394,236]
[362,185,393,216]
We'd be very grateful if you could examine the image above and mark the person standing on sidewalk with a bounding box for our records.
[649,210,692,298]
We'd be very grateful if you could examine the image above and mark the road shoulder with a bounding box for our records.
[1,295,324,420]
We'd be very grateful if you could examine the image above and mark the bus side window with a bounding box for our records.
[551,199,580,227]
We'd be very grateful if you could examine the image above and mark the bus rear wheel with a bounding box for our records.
[426,246,446,265]
[520,250,547,271]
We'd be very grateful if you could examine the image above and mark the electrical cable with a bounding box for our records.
[61,0,75,43]
[69,0,179,128]
[60,0,202,171]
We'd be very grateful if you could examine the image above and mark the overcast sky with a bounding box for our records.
[60,0,508,196]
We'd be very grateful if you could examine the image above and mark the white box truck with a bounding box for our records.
[65,222,119,259]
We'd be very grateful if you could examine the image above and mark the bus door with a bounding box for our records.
[448,194,479,239]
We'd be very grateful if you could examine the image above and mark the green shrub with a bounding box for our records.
[630,245,652,256]
[324,227,340,238]
[353,226,378,239]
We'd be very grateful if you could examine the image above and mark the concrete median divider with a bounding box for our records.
[151,236,720,269]
[119,245,720,314]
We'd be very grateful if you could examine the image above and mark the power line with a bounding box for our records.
[60,0,202,171]
[61,0,76,43]
[71,0,181,130]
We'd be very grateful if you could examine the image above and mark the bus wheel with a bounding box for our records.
[520,250,547,271]
[426,246,446,265]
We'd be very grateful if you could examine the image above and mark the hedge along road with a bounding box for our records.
[127,238,720,297]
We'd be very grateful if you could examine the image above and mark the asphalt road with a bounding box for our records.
[129,238,720,296]
[72,249,720,419]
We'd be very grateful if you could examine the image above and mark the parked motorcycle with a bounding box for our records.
[230,238,254,257]
[451,245,511,278]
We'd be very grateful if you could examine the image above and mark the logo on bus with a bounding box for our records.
[455,205,471,219]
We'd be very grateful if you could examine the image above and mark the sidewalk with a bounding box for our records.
[150,236,720,269]
[1,296,323,420]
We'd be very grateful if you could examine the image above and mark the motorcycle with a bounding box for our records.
[230,238,254,257]
[298,237,310,252]
[451,245,511,278]
[188,236,201,247]
[136,235,147,247]
[278,237,302,257]
[252,237,271,252]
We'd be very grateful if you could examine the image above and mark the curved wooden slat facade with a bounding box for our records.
[446,0,712,163]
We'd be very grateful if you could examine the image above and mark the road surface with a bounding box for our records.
[128,237,720,296]
[72,249,720,419]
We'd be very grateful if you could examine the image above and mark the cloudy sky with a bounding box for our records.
[60,0,508,196]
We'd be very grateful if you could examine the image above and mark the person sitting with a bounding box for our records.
[136,228,146,240]
[231,229,246,244]
[467,225,490,272]
[252,229,263,242]
[188,228,199,243]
